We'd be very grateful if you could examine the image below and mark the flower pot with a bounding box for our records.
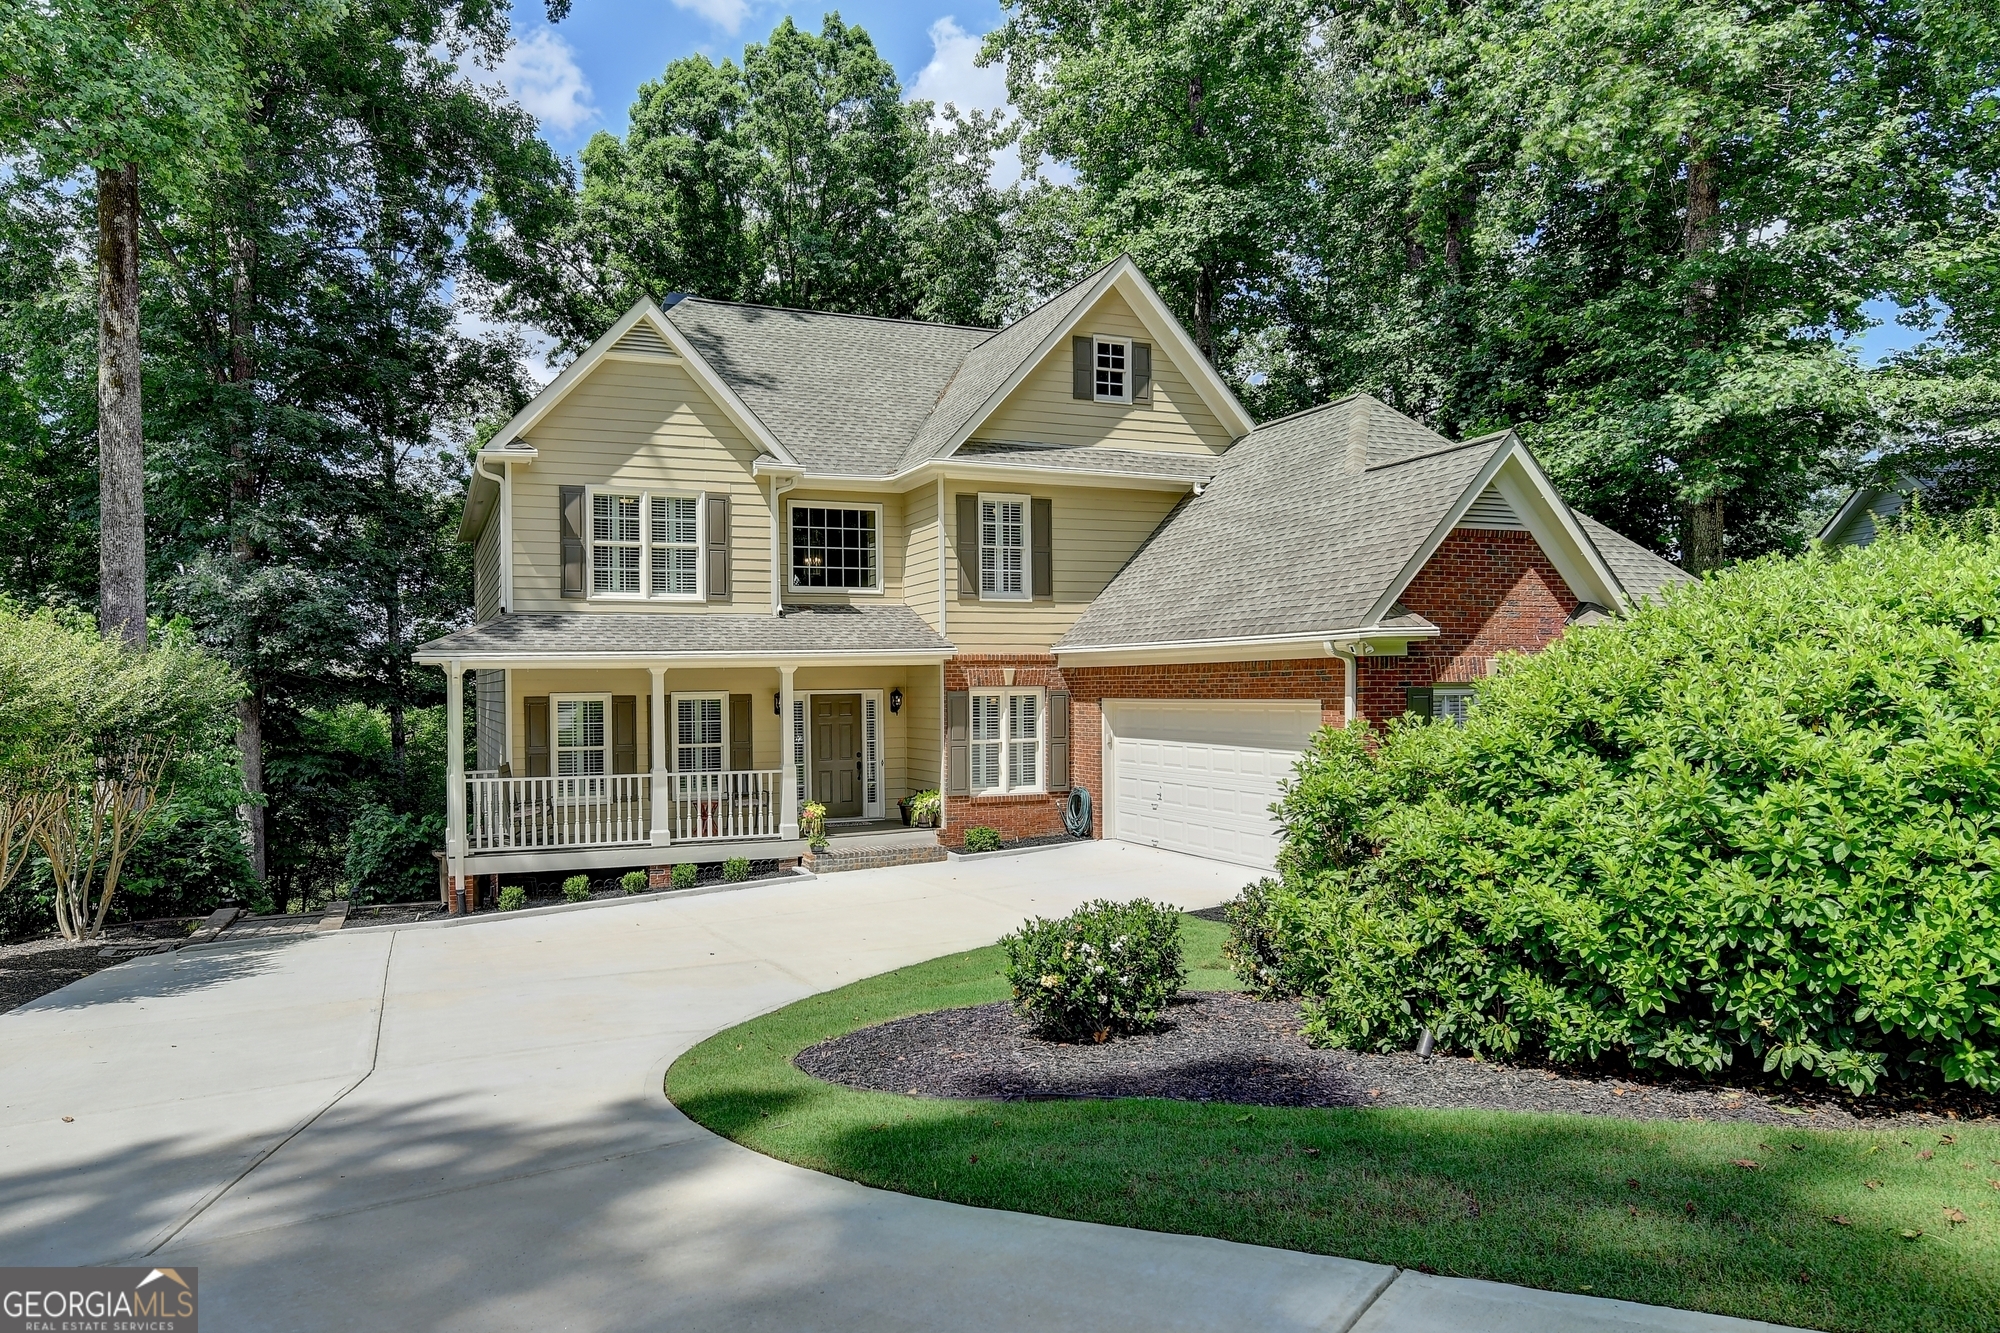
[898,798,911,826]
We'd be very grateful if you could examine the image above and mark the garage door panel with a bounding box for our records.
[1105,700,1320,870]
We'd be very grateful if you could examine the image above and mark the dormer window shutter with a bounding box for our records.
[705,494,730,602]
[1132,342,1152,401]
[1072,336,1092,400]
[559,486,585,599]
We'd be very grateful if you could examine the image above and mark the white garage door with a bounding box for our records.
[1104,700,1322,869]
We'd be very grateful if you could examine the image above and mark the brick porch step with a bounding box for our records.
[803,827,947,874]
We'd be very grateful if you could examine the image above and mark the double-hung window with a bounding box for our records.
[592,494,642,595]
[790,504,880,591]
[674,694,726,772]
[970,689,1041,794]
[978,494,1028,601]
[651,495,700,598]
[1093,337,1130,402]
[554,696,608,791]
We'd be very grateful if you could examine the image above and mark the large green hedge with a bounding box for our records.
[1236,522,2000,1093]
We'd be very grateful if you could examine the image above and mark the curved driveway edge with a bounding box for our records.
[0,843,1799,1332]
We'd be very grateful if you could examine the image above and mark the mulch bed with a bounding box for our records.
[0,918,200,1015]
[796,992,1999,1130]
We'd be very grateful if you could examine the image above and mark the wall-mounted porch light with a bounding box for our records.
[889,688,904,714]
[773,691,782,715]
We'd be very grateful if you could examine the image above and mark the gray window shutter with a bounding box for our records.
[1405,686,1433,719]
[1072,335,1092,399]
[612,696,638,774]
[946,690,970,795]
[1132,342,1152,401]
[706,494,730,602]
[524,697,550,776]
[1047,690,1070,791]
[729,694,753,770]
[957,494,978,596]
[559,486,586,599]
[1031,497,1053,600]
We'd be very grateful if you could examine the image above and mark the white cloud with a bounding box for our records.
[495,28,596,134]
[909,16,1009,116]
[669,0,752,34]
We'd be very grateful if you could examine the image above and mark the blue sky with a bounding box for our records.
[494,0,1011,158]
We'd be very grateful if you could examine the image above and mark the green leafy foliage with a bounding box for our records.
[341,804,444,906]
[1001,898,1186,1041]
[670,862,696,890]
[800,801,828,849]
[498,884,526,912]
[1239,523,2000,1092]
[561,874,591,903]
[723,857,750,883]
[908,789,941,825]
[962,826,1002,853]
[620,870,647,894]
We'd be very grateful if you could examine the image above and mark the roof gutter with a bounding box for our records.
[1054,622,1438,667]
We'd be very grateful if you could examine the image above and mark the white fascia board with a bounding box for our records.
[457,446,539,543]
[479,298,798,467]
[1365,435,1625,623]
[1817,485,1877,542]
[881,458,1205,493]
[1054,624,1438,668]
[414,649,955,670]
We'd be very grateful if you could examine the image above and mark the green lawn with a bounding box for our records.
[666,917,2000,1333]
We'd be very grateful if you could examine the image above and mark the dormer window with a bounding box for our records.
[1093,337,1129,402]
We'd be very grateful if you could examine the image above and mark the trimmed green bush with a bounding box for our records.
[670,862,696,890]
[561,874,592,903]
[499,884,527,912]
[962,825,1002,853]
[620,870,647,894]
[1001,898,1186,1041]
[723,857,750,882]
[1240,521,2000,1093]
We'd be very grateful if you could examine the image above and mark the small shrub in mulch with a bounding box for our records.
[1001,898,1185,1042]
[561,875,592,903]
[499,885,527,911]
[962,826,1003,853]
[620,871,647,894]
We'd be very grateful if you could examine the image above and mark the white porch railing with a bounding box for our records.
[465,774,651,852]
[667,770,781,843]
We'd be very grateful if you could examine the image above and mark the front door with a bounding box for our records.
[811,694,863,817]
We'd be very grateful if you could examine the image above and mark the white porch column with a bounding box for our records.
[649,666,669,846]
[445,659,466,911]
[779,665,799,839]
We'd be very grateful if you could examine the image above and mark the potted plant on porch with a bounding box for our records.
[907,789,941,829]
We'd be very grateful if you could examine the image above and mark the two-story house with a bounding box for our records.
[415,257,1687,908]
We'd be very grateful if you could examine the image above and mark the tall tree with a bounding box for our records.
[0,0,252,643]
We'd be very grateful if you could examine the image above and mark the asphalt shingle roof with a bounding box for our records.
[1576,514,1694,604]
[953,441,1220,481]
[415,604,952,661]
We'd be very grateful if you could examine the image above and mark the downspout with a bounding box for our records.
[768,472,798,616]
[1326,641,1358,727]
[475,453,512,615]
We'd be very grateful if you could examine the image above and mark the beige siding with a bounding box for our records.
[512,360,771,613]
[901,483,942,633]
[975,290,1235,454]
[782,487,907,604]
[505,666,939,806]
[473,513,501,622]
[943,483,1183,652]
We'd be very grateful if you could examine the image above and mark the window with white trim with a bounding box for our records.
[592,493,642,595]
[674,694,727,772]
[970,689,1041,794]
[790,504,880,590]
[1433,688,1475,727]
[978,494,1028,601]
[1093,337,1130,402]
[650,495,700,598]
[553,696,608,777]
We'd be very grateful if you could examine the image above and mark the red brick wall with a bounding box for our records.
[1355,527,1578,721]
[940,530,1577,844]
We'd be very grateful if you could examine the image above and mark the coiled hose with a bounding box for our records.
[1063,785,1093,838]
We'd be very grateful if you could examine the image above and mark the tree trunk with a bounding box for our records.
[96,164,146,649]
[1193,264,1218,365]
[1678,150,1725,571]
[1681,494,1725,575]
[227,222,267,881]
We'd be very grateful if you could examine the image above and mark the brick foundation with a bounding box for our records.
[802,842,948,873]
[944,655,1075,846]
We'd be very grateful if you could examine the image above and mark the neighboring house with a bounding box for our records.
[1819,479,1922,547]
[414,257,1689,903]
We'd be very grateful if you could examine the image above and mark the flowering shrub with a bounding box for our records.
[1001,898,1186,1041]
[1241,521,2000,1093]
[963,825,1002,853]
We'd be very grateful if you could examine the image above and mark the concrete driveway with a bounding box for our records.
[0,843,1791,1332]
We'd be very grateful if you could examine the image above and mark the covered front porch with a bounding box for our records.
[414,606,952,897]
